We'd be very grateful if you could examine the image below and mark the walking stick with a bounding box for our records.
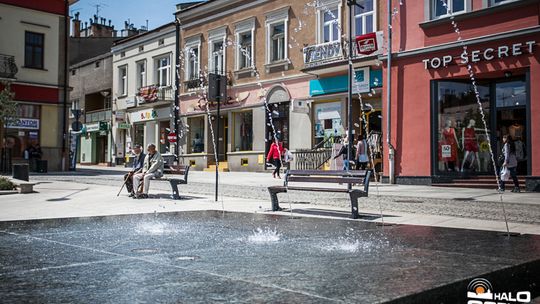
[117,173,131,197]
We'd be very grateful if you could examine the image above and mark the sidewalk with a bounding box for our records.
[0,179,538,235]
[45,165,540,205]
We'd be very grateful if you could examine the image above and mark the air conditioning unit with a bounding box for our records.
[291,99,310,114]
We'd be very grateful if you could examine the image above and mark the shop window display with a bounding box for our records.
[435,81,491,173]
[188,117,205,153]
[314,102,343,147]
[234,111,253,151]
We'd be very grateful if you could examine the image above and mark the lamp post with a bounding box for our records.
[346,0,364,178]
[100,90,113,166]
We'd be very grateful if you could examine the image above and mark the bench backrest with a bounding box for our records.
[167,164,191,182]
[285,169,371,193]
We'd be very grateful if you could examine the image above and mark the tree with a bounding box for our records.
[0,81,17,172]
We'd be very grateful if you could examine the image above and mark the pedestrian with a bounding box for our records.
[124,144,145,197]
[267,136,285,179]
[334,135,354,170]
[132,144,164,199]
[498,135,520,192]
[355,134,369,170]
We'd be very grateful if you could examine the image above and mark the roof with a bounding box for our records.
[112,22,175,47]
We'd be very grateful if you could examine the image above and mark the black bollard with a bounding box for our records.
[13,164,29,181]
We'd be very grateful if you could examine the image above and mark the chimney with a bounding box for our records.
[93,14,98,24]
[108,20,111,27]
[72,16,81,37]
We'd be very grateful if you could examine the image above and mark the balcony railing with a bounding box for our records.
[158,86,174,100]
[85,109,111,123]
[136,85,174,104]
[0,54,18,79]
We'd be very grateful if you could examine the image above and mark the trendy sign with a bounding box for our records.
[423,40,536,69]
[303,41,343,67]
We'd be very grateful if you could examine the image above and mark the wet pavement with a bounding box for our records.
[0,211,539,303]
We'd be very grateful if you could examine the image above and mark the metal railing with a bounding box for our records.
[293,148,333,170]
[85,109,111,123]
[0,54,17,79]
[158,86,174,100]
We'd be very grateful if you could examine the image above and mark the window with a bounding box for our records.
[158,38,165,46]
[432,0,466,18]
[95,60,100,68]
[488,0,516,6]
[24,31,44,69]
[322,9,340,43]
[118,66,127,96]
[208,27,226,76]
[120,51,126,58]
[156,55,171,87]
[271,23,285,62]
[211,41,224,74]
[134,123,144,147]
[188,117,205,153]
[354,0,375,36]
[235,18,255,71]
[139,45,144,52]
[187,47,199,80]
[239,32,252,69]
[266,7,289,65]
[234,111,253,151]
[185,36,201,82]
[71,69,76,76]
[136,61,146,89]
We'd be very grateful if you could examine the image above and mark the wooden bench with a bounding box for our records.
[9,178,36,194]
[268,170,372,219]
[152,164,190,199]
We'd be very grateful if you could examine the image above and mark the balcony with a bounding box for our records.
[85,109,111,123]
[136,85,174,105]
[184,78,206,91]
[0,54,18,79]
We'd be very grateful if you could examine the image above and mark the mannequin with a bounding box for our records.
[440,119,459,171]
[508,122,524,140]
[461,119,481,172]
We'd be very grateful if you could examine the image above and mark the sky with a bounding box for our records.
[70,0,196,32]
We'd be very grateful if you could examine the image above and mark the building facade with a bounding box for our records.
[112,23,177,161]
[0,0,75,171]
[175,0,385,172]
[381,0,540,191]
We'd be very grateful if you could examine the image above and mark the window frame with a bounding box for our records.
[316,1,342,44]
[353,0,377,36]
[487,0,518,7]
[184,36,202,81]
[208,27,227,76]
[234,18,256,71]
[265,7,289,65]
[24,31,45,69]
[155,54,171,87]
[118,65,128,97]
[136,60,147,89]
[430,0,469,20]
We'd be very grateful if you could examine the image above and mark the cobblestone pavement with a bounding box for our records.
[29,171,540,225]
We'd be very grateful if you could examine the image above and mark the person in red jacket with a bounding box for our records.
[267,137,285,179]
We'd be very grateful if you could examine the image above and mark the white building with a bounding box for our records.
[111,22,176,160]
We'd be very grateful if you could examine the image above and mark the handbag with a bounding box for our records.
[500,167,510,182]
[497,154,505,166]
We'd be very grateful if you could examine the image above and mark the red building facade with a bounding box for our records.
[382,0,540,191]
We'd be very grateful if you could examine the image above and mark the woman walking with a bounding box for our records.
[334,136,353,170]
[498,135,520,192]
[355,134,369,170]
[267,137,285,179]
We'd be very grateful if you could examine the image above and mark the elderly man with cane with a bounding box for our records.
[119,144,145,197]
[132,143,164,199]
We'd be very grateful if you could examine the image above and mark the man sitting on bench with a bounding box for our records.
[132,144,164,199]
[125,144,145,197]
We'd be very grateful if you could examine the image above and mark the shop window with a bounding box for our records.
[431,0,466,19]
[313,101,343,147]
[434,81,491,174]
[24,31,44,69]
[234,111,253,151]
[354,0,375,36]
[265,102,289,161]
[188,117,205,153]
[134,123,144,147]
[495,80,526,108]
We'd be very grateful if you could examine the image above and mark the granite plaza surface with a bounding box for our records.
[0,211,539,303]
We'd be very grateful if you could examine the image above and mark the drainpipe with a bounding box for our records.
[386,0,395,184]
[62,0,69,171]
[174,19,180,158]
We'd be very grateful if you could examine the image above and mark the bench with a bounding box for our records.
[268,170,372,219]
[152,164,190,199]
[9,178,36,194]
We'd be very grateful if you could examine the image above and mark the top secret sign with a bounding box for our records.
[423,40,535,69]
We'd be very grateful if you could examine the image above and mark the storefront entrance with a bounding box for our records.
[96,134,108,164]
[265,102,289,168]
[432,74,529,178]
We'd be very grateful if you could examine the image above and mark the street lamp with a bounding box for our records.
[100,90,113,166]
[346,0,364,178]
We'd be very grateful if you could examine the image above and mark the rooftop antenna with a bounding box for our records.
[91,3,108,18]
